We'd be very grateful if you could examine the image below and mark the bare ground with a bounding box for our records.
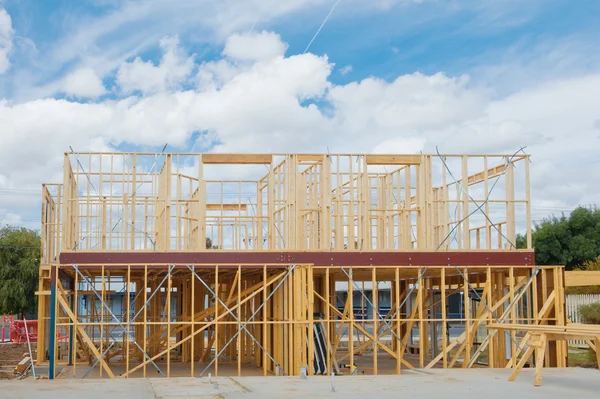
[0,342,37,379]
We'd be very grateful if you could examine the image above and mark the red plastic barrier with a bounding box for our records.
[9,320,38,343]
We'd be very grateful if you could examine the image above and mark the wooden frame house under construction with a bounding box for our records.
[36,152,567,379]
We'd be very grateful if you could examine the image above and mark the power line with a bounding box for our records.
[304,0,343,54]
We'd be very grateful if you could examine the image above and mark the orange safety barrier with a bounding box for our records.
[8,320,68,344]
[10,320,38,343]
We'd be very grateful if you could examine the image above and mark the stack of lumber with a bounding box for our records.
[14,356,31,374]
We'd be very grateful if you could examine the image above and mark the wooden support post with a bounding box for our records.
[486,267,495,367]
[509,267,516,367]
[191,266,195,377]
[348,268,354,374]
[100,264,105,378]
[143,265,148,378]
[509,345,534,382]
[463,268,470,365]
[126,265,131,376]
[395,268,402,374]
[524,157,532,248]
[215,266,220,376]
[461,155,470,249]
[441,268,447,368]
[262,265,268,375]
[167,266,172,378]
[325,268,331,375]
[418,269,425,368]
[534,333,547,387]
[237,266,242,376]
[322,155,332,249]
[308,265,315,375]
[49,266,57,379]
[372,267,378,375]
[506,158,516,248]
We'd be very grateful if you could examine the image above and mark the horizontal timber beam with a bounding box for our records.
[297,154,325,162]
[365,154,421,165]
[59,250,534,267]
[467,163,506,185]
[206,204,248,211]
[202,154,272,164]
[564,271,600,287]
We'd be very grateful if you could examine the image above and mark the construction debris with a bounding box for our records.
[0,343,36,380]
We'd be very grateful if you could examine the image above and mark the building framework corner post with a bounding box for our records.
[68,291,74,366]
[49,265,57,380]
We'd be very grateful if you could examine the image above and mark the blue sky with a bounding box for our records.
[4,0,600,95]
[0,0,600,228]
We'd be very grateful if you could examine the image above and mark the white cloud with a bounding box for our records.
[0,48,331,220]
[116,36,194,95]
[8,0,458,102]
[471,36,600,97]
[0,8,14,74]
[196,59,242,91]
[327,72,486,148]
[486,74,600,206]
[194,52,334,152]
[372,137,426,154]
[197,31,290,91]
[7,0,327,100]
[61,68,107,98]
[1,30,600,226]
[339,65,352,76]
[223,31,288,61]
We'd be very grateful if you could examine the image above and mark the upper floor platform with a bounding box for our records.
[41,152,532,264]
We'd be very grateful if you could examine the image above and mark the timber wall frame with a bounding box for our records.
[39,152,532,255]
[44,263,566,378]
[36,152,567,379]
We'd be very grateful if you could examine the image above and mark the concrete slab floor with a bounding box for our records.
[0,368,598,399]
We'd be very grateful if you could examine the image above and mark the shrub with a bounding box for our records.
[579,302,600,324]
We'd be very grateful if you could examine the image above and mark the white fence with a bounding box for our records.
[566,294,600,346]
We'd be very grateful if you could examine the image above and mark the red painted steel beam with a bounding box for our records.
[59,250,535,267]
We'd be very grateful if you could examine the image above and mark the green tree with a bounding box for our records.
[0,226,40,317]
[519,206,600,270]
[516,234,527,249]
